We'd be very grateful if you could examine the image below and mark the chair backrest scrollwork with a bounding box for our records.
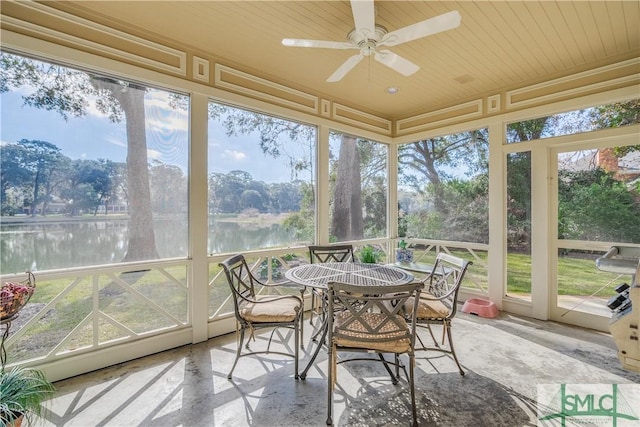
[309,244,354,264]
[426,253,472,318]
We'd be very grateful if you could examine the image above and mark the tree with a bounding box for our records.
[268,182,302,213]
[506,152,532,250]
[15,139,65,216]
[0,143,31,215]
[331,134,363,240]
[208,103,316,177]
[90,78,158,261]
[68,158,122,215]
[590,100,640,158]
[62,159,98,215]
[356,138,388,239]
[507,117,550,142]
[558,168,640,242]
[149,160,187,214]
[362,175,387,238]
[1,53,158,261]
[240,189,263,211]
[283,181,315,241]
[207,102,389,242]
[504,117,556,250]
[399,130,488,215]
[398,129,489,241]
[590,99,640,129]
[211,170,252,213]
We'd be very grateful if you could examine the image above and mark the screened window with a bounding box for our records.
[207,102,316,253]
[328,131,388,242]
[558,147,640,243]
[506,151,532,300]
[398,129,489,243]
[555,144,640,315]
[0,52,189,273]
[506,99,640,143]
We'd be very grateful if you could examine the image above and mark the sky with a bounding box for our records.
[1,88,313,184]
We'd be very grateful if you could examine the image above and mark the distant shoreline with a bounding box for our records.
[0,214,130,224]
[0,212,289,225]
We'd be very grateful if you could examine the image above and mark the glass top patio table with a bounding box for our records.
[285,262,414,289]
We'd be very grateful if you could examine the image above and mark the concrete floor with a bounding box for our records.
[39,311,640,427]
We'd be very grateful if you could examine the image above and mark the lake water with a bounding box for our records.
[0,216,297,274]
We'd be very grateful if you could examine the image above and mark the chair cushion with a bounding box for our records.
[404,293,450,319]
[239,295,301,323]
[333,311,411,353]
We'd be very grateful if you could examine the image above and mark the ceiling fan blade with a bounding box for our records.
[380,10,461,47]
[374,50,419,76]
[350,0,375,40]
[327,54,363,82]
[282,38,355,49]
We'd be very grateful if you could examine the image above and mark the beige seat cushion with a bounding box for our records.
[333,311,411,353]
[404,293,450,319]
[239,295,301,323]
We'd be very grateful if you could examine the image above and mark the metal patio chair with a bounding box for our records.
[219,254,303,379]
[325,280,423,426]
[307,244,354,331]
[404,252,472,376]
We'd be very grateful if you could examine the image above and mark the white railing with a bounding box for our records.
[1,239,488,374]
[207,238,488,323]
[1,258,189,366]
[400,238,489,295]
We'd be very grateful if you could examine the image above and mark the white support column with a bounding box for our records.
[530,146,551,320]
[317,125,330,244]
[488,121,506,308]
[388,143,399,243]
[189,92,209,343]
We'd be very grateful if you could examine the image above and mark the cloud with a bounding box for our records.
[147,114,189,133]
[222,149,246,161]
[147,149,162,160]
[84,100,107,118]
[144,92,189,134]
[208,134,225,148]
[105,136,127,148]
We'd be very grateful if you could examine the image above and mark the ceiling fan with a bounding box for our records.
[281,0,461,82]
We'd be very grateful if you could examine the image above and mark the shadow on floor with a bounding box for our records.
[43,312,639,426]
[340,369,546,426]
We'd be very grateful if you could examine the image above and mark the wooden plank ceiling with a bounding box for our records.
[37,1,640,119]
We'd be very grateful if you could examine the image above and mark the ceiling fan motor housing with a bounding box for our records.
[348,24,388,56]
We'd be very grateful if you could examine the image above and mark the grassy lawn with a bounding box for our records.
[9,266,189,363]
[507,252,532,294]
[507,252,620,298]
[413,248,619,299]
[556,255,620,298]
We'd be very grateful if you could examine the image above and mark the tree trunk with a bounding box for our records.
[411,139,446,215]
[31,163,42,217]
[331,135,363,240]
[111,85,159,261]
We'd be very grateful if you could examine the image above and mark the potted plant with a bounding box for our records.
[395,239,414,263]
[0,366,55,426]
[358,245,379,264]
